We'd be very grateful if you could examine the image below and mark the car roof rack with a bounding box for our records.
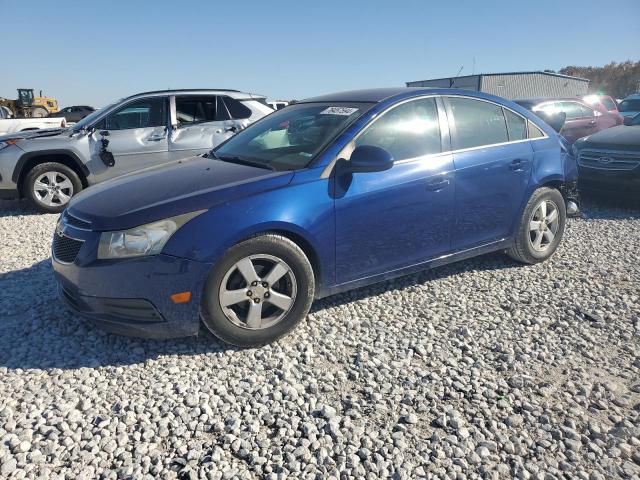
[124,88,241,99]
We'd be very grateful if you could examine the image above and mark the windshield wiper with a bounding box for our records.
[213,154,275,171]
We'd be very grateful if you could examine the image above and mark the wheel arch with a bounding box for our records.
[229,222,325,295]
[13,150,89,195]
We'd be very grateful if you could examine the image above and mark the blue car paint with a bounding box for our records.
[53,88,576,338]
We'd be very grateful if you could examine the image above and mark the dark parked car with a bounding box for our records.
[618,94,640,119]
[49,105,95,123]
[52,88,578,347]
[516,98,617,144]
[574,114,640,196]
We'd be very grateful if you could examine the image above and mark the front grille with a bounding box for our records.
[52,233,84,263]
[579,149,640,171]
[62,211,91,229]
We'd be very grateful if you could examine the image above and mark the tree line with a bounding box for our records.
[555,61,640,98]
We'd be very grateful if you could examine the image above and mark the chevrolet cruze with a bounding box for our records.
[52,88,578,347]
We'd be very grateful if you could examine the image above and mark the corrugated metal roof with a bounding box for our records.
[407,70,589,85]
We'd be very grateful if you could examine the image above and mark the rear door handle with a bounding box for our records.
[426,178,450,191]
[509,159,527,171]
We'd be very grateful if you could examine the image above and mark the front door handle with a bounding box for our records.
[147,132,167,141]
[509,159,527,171]
[426,178,450,191]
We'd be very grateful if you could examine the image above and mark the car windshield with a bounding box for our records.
[72,100,120,130]
[213,102,370,171]
[619,99,640,112]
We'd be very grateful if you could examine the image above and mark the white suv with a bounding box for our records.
[0,89,273,212]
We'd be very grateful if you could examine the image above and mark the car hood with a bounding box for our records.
[578,125,640,152]
[67,156,293,231]
[0,128,69,142]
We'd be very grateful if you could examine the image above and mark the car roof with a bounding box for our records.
[515,97,588,105]
[299,87,526,105]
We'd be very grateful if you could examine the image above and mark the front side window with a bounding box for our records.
[214,102,369,171]
[557,102,582,120]
[601,97,617,111]
[101,97,166,130]
[449,97,508,149]
[504,108,527,141]
[355,97,441,161]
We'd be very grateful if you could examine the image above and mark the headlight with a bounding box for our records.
[97,210,205,259]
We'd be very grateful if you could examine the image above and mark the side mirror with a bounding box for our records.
[623,115,636,126]
[345,145,393,173]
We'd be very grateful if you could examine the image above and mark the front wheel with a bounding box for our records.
[507,187,566,264]
[24,162,83,213]
[201,235,315,347]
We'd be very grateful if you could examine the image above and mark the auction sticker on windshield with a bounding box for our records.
[320,107,359,116]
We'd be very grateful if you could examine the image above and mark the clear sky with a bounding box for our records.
[2,0,639,108]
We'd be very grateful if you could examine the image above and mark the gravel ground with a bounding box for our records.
[0,196,639,480]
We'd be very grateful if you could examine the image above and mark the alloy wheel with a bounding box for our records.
[528,199,560,252]
[33,171,74,207]
[218,254,297,330]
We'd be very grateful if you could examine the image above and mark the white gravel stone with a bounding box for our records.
[0,197,639,479]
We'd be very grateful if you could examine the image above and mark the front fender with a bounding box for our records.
[163,171,335,290]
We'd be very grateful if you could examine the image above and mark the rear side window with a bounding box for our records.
[101,97,166,130]
[356,97,441,161]
[448,97,508,149]
[579,104,595,117]
[503,109,527,141]
[601,97,617,111]
[222,96,252,120]
[175,95,227,124]
[527,120,545,138]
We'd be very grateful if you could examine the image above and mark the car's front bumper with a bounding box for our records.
[52,239,212,338]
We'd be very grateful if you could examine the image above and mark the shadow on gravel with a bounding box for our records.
[311,251,519,313]
[578,192,640,220]
[0,259,239,371]
[0,251,519,371]
[0,199,43,218]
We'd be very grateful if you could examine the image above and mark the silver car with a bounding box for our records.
[0,89,273,212]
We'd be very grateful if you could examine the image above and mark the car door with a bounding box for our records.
[87,96,170,182]
[445,96,533,250]
[169,95,246,159]
[334,96,455,284]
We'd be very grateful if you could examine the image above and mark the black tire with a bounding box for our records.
[201,235,315,347]
[507,187,566,264]
[24,162,83,214]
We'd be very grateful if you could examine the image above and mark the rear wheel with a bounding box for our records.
[507,187,566,264]
[201,235,315,347]
[31,106,48,118]
[24,162,82,213]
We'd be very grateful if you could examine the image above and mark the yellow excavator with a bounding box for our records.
[0,88,60,118]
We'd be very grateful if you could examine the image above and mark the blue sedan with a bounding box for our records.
[52,88,578,346]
